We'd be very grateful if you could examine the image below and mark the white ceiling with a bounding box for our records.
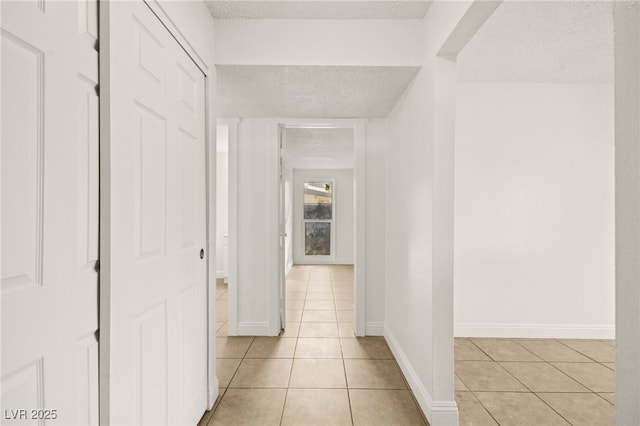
[205,1,431,19]
[216,65,419,118]
[458,1,614,83]
[284,128,354,169]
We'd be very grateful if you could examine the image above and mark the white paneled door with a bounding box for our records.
[1,1,100,425]
[100,1,208,425]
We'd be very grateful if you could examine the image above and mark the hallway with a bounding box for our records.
[199,265,428,426]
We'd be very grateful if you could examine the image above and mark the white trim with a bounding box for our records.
[365,322,385,336]
[223,118,240,336]
[207,379,219,409]
[455,323,616,339]
[384,327,459,426]
[237,321,272,336]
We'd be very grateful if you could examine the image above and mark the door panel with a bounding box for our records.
[1,1,100,424]
[101,1,208,424]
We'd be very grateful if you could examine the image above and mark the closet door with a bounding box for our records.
[100,1,208,424]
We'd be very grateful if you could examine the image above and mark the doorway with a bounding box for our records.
[277,121,366,336]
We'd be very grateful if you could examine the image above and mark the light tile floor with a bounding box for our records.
[199,265,428,426]
[200,264,616,426]
[455,337,616,426]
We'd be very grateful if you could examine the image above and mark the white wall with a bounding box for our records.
[235,118,279,334]
[454,83,615,338]
[293,169,354,265]
[614,2,640,423]
[215,124,229,278]
[215,19,422,66]
[365,119,387,333]
[384,2,475,424]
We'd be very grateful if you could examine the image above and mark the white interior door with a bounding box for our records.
[100,1,208,424]
[1,1,100,424]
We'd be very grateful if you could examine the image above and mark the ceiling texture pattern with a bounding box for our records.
[216,65,420,118]
[458,1,614,83]
[205,0,431,20]
[284,128,355,169]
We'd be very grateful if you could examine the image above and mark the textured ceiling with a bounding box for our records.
[284,128,354,169]
[205,1,431,19]
[216,65,420,118]
[458,1,614,83]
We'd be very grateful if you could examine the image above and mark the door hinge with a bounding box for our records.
[94,84,99,96]
[94,259,100,273]
[94,329,100,342]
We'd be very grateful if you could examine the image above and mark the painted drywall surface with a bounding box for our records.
[454,83,615,337]
[236,119,273,323]
[284,167,294,273]
[614,2,640,423]
[293,169,354,265]
[215,125,229,278]
[384,2,472,423]
[365,119,387,329]
[214,19,422,66]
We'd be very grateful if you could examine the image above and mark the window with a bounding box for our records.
[303,181,333,256]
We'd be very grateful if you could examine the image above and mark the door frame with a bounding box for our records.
[99,0,218,414]
[275,119,367,336]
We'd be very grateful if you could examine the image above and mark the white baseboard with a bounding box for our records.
[236,321,271,336]
[384,327,459,426]
[216,270,225,279]
[454,323,615,339]
[365,321,384,336]
[207,380,220,409]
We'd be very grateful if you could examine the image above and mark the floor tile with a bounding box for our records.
[281,321,300,337]
[341,337,393,359]
[560,340,616,363]
[295,337,342,358]
[302,310,337,322]
[229,358,293,388]
[216,336,254,358]
[552,362,615,392]
[208,388,286,426]
[499,362,589,392]
[335,300,354,310]
[455,361,528,392]
[455,375,469,391]
[537,392,615,425]
[298,322,340,338]
[474,392,570,426]
[246,337,297,358]
[602,362,615,371]
[339,322,355,338]
[286,300,305,310]
[281,389,352,426]
[599,392,615,405]
[216,358,242,387]
[286,310,303,322]
[289,359,347,388]
[517,339,593,362]
[305,292,334,301]
[455,338,491,361]
[304,300,335,310]
[344,359,408,389]
[333,291,354,301]
[286,291,307,301]
[309,270,331,281]
[455,391,498,426]
[337,310,354,322]
[349,390,427,425]
[472,338,542,362]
